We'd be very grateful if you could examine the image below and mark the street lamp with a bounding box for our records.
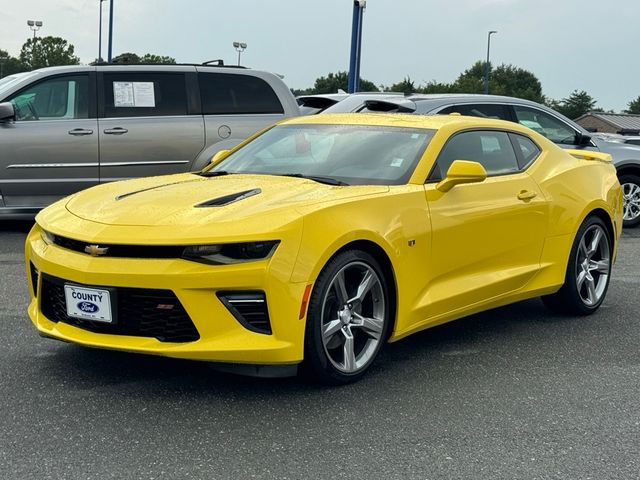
[107,0,114,63]
[484,30,497,95]
[348,0,366,93]
[233,42,247,66]
[27,20,43,40]
[98,0,107,63]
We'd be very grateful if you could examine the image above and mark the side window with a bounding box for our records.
[103,73,187,118]
[439,103,510,120]
[510,133,541,169]
[9,75,89,121]
[431,130,520,180]
[513,105,576,144]
[199,73,284,115]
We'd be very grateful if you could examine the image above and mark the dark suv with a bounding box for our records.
[319,93,640,227]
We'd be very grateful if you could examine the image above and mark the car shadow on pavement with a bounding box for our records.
[34,296,585,398]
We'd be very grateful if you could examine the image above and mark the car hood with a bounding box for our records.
[40,173,388,241]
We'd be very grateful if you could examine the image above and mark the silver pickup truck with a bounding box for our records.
[0,63,300,219]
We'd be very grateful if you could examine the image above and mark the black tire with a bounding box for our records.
[302,250,392,385]
[542,216,612,315]
[619,173,640,228]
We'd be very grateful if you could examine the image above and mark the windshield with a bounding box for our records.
[0,72,37,99]
[212,124,435,185]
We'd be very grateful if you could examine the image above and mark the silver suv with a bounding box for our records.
[321,93,640,227]
[0,64,300,219]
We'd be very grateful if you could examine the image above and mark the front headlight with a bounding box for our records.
[41,229,55,246]
[182,241,279,264]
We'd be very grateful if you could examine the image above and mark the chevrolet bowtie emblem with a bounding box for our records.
[84,244,109,256]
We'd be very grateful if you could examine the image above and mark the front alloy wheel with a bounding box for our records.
[304,250,391,384]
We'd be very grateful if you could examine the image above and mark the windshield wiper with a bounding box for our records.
[197,170,231,178]
[280,173,349,186]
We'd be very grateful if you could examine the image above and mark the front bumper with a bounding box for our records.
[25,225,308,365]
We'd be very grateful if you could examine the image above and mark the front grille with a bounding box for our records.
[30,262,39,296]
[40,274,199,342]
[51,233,184,259]
[217,291,271,334]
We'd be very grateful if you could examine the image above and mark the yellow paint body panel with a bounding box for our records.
[25,114,623,365]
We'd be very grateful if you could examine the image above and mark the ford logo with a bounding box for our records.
[77,301,99,314]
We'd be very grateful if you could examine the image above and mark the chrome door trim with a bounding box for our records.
[7,163,100,169]
[99,160,190,167]
[7,160,189,169]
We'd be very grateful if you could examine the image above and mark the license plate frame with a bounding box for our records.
[64,284,116,323]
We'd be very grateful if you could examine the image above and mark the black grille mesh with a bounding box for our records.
[40,274,199,342]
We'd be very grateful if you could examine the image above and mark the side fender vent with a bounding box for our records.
[195,188,261,208]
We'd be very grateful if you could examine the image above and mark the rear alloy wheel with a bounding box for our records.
[303,250,391,384]
[620,174,640,228]
[542,216,612,315]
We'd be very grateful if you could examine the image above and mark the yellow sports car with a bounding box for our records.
[25,113,623,384]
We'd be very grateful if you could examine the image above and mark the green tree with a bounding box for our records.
[111,52,141,64]
[19,36,79,70]
[419,81,457,94]
[489,64,543,102]
[111,52,176,65]
[554,90,597,120]
[140,54,176,64]
[0,49,24,78]
[626,96,640,114]
[386,76,416,94]
[451,61,544,102]
[454,60,486,93]
[307,71,378,94]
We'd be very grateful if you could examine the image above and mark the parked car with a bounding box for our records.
[320,93,640,227]
[296,93,348,115]
[0,63,300,219]
[26,113,622,384]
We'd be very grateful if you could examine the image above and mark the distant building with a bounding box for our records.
[575,111,640,135]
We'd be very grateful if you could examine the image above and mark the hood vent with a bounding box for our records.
[195,188,261,208]
[116,179,201,201]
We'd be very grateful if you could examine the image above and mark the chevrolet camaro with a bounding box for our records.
[25,113,623,384]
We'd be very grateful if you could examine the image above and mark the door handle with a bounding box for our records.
[517,190,537,201]
[103,127,128,135]
[68,128,94,136]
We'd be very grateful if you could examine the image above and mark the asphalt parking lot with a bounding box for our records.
[1,221,638,480]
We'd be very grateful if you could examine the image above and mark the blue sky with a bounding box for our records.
[1,0,638,111]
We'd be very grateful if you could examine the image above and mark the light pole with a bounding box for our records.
[27,20,43,40]
[484,30,497,95]
[233,42,247,66]
[107,0,114,63]
[98,0,106,63]
[348,0,366,93]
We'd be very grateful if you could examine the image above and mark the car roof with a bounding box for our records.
[283,112,531,133]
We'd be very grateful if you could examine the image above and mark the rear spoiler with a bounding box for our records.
[565,149,612,162]
[363,99,417,113]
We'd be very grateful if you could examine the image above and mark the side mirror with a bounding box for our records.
[209,149,231,166]
[575,131,592,146]
[0,102,15,122]
[436,160,487,192]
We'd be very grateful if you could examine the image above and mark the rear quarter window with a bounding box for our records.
[199,73,284,115]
